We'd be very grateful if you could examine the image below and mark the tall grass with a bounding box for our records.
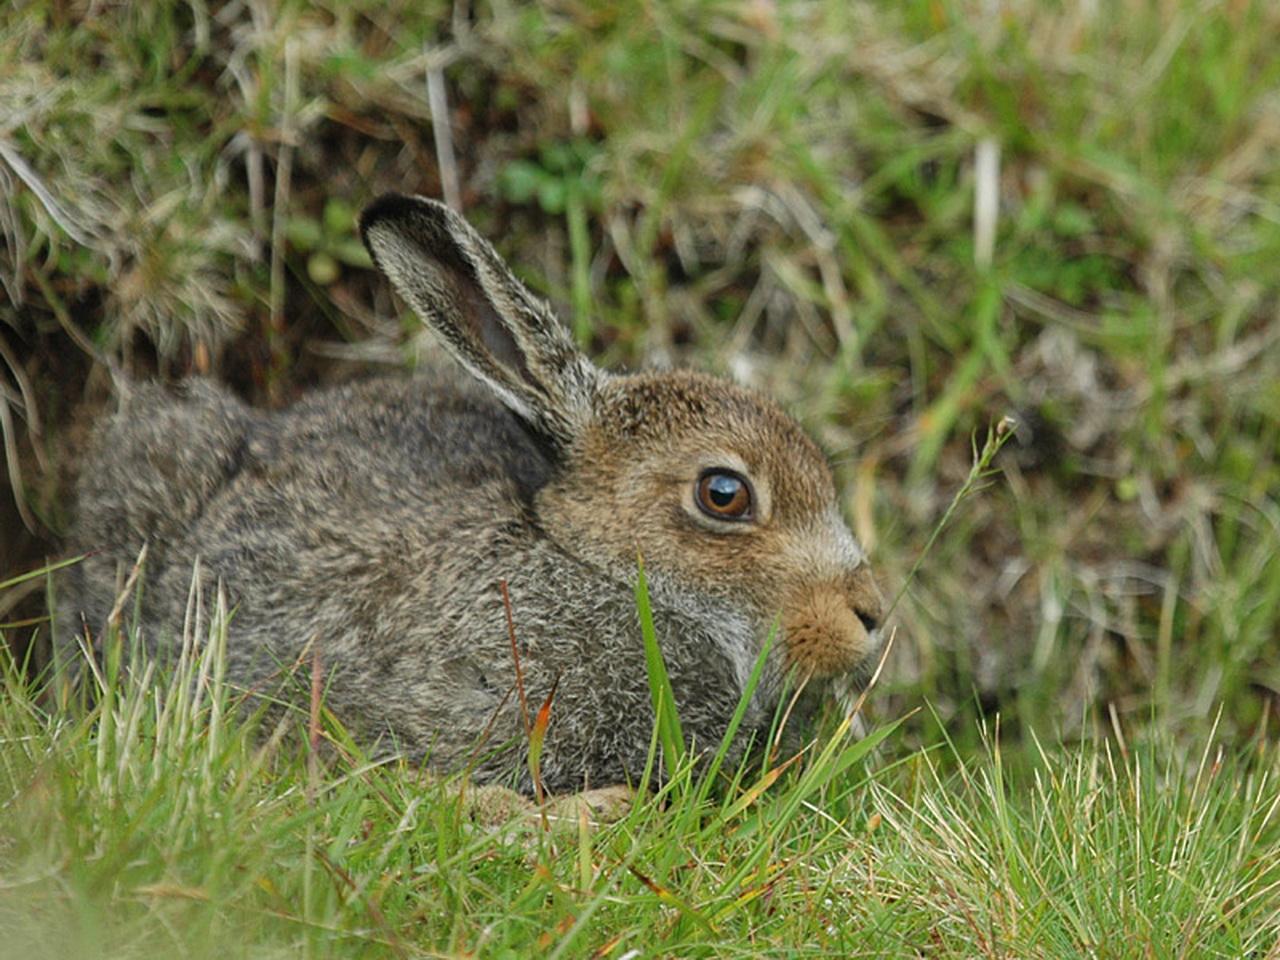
[2,597,1278,957]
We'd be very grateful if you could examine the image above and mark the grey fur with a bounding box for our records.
[60,194,885,794]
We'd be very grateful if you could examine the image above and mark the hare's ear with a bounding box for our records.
[360,193,601,452]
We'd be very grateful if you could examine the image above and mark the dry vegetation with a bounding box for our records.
[5,0,1278,746]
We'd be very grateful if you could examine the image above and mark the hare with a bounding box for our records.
[60,194,886,795]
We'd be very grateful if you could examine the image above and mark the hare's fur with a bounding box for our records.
[61,195,885,794]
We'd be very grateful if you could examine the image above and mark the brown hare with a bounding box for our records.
[60,194,886,795]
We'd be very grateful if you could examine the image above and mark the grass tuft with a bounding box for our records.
[2,606,1277,956]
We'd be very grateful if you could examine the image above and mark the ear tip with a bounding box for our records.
[359,192,427,233]
[359,193,454,252]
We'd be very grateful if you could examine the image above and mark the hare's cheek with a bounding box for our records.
[781,587,873,680]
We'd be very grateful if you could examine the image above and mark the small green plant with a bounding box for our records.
[285,197,373,286]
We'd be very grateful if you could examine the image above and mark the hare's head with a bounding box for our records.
[361,194,885,691]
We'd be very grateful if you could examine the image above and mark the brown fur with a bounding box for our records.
[59,194,886,794]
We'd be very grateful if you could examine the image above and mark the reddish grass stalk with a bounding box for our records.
[499,579,531,735]
[501,578,554,819]
[307,642,322,805]
[528,672,561,822]
[309,643,323,754]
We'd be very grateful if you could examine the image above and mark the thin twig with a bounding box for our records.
[427,62,461,210]
[268,36,298,395]
[460,680,517,776]
[309,642,323,754]
[500,578,546,824]
[769,670,812,763]
[844,626,898,726]
[104,543,149,633]
[307,640,323,806]
[0,391,36,533]
[885,419,1016,623]
[973,137,1000,270]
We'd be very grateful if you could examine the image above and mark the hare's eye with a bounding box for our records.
[695,470,753,522]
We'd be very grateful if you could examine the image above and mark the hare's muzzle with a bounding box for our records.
[780,570,886,680]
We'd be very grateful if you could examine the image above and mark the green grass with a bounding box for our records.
[3,611,1278,958]
[3,0,1280,954]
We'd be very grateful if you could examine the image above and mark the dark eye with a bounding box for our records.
[695,470,753,521]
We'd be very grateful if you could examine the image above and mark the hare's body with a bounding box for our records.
[63,194,885,794]
[67,376,768,790]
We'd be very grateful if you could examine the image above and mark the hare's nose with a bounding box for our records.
[846,566,886,634]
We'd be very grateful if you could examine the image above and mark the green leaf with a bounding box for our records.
[322,198,357,236]
[306,252,339,286]
[285,216,323,252]
[330,238,373,269]
[635,552,685,774]
[498,160,545,205]
[537,177,567,215]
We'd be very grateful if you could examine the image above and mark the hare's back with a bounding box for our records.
[259,376,554,500]
[177,376,555,583]
[74,379,253,555]
[74,375,548,550]
[67,375,552,638]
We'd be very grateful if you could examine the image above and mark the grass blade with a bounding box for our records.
[634,551,685,774]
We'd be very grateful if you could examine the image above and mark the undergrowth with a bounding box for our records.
[2,582,1278,958]
[4,0,1279,753]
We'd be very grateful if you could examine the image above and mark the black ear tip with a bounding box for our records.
[359,192,418,242]
[358,193,457,247]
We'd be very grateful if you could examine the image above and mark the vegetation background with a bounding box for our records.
[2,0,1279,956]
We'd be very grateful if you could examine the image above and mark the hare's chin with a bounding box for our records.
[784,643,873,685]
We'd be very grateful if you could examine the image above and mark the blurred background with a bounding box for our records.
[2,0,1278,752]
